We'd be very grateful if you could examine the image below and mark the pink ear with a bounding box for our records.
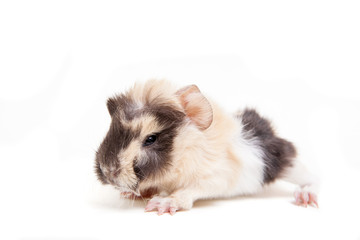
[176,85,213,130]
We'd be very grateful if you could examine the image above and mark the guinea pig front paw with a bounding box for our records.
[145,196,179,215]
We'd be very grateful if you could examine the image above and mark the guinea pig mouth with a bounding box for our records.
[114,186,141,197]
[120,192,140,198]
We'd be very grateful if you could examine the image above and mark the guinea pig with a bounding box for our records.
[95,79,319,215]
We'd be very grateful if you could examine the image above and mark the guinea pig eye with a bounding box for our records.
[143,134,157,147]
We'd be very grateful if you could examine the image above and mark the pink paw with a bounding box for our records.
[145,196,179,215]
[294,188,318,208]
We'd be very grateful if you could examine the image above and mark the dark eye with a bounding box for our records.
[143,134,157,146]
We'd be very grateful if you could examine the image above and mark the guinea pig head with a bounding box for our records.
[95,80,213,195]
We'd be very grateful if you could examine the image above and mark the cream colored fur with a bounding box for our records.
[140,102,265,208]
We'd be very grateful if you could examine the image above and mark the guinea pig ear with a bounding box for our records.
[106,97,117,116]
[176,85,213,131]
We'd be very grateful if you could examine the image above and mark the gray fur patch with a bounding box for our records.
[238,108,296,184]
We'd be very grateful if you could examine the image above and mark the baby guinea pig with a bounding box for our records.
[95,80,319,215]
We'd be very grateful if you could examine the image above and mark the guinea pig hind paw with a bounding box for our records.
[145,197,179,215]
[294,189,318,208]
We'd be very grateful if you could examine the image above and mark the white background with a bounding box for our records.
[1,1,360,239]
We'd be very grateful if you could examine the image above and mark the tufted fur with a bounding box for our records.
[95,79,319,213]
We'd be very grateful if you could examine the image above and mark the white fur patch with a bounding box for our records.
[232,122,265,195]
